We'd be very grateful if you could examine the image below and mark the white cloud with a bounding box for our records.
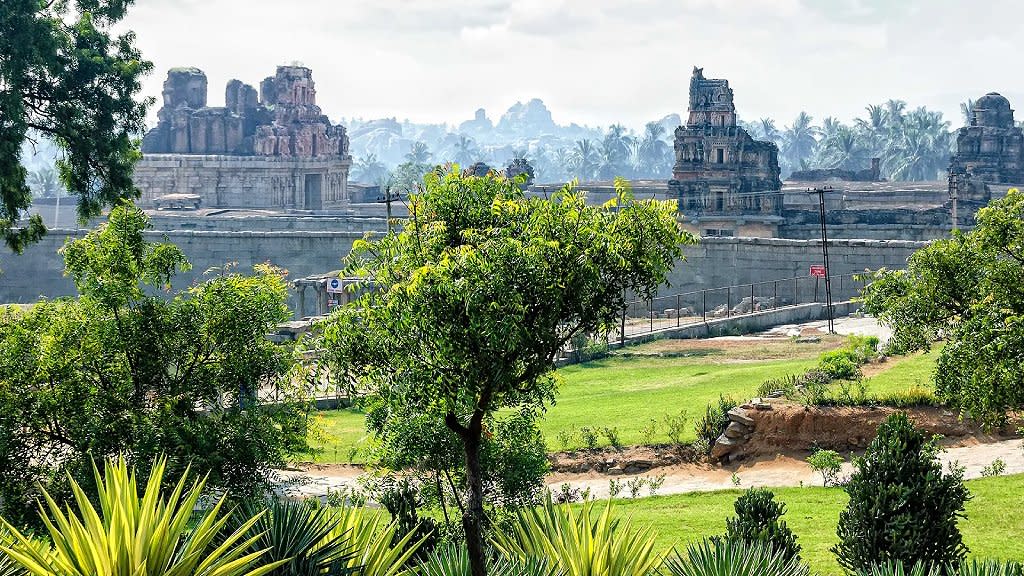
[120,0,1024,132]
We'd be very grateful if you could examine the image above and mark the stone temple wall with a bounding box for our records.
[134,155,351,210]
[1,232,924,315]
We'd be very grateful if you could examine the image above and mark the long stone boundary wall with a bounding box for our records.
[0,233,926,310]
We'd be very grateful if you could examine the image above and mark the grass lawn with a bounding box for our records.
[307,408,371,463]
[541,355,817,450]
[862,347,941,396]
[306,336,943,461]
[611,473,1024,575]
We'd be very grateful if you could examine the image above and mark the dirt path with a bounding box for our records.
[278,437,1023,500]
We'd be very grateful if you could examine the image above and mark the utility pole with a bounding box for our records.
[809,186,835,334]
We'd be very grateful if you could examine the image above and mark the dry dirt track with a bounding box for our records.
[277,436,1023,500]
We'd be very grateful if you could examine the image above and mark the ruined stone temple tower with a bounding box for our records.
[948,92,1024,203]
[669,67,782,237]
[135,65,351,210]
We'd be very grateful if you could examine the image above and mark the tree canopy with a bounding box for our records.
[1,0,151,251]
[862,188,1024,426]
[0,204,312,527]
[318,168,693,575]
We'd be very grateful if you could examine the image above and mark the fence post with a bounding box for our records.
[750,283,755,314]
[702,290,707,323]
[676,293,681,327]
[727,287,731,318]
[620,303,626,347]
[773,281,778,309]
[649,299,654,333]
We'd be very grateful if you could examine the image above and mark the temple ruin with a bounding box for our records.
[669,67,783,237]
[135,65,351,210]
[948,92,1024,203]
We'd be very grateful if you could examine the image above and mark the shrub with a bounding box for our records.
[415,545,560,576]
[694,396,738,454]
[664,410,691,449]
[854,560,941,576]
[818,349,862,380]
[806,449,844,487]
[579,426,599,450]
[756,374,800,399]
[602,427,622,450]
[639,418,659,445]
[0,456,281,576]
[648,474,666,496]
[832,413,971,573]
[608,479,623,499]
[663,539,809,576]
[721,488,802,563]
[847,335,881,363]
[981,458,1006,478]
[627,476,647,498]
[491,494,660,576]
[958,559,1024,576]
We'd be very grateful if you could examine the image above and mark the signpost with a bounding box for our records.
[809,265,826,278]
[326,277,343,293]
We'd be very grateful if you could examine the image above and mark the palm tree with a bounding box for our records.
[569,139,599,181]
[883,107,952,181]
[781,112,819,172]
[759,118,781,145]
[405,141,432,164]
[599,124,630,179]
[453,135,480,166]
[352,154,387,184]
[960,99,975,126]
[817,125,867,170]
[638,122,671,178]
[28,166,61,198]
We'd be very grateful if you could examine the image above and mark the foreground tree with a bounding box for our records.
[0,203,313,527]
[320,171,693,575]
[832,413,969,573]
[1,0,151,251]
[862,188,1024,426]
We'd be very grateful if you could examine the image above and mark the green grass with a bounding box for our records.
[307,339,943,461]
[541,356,817,450]
[610,473,1024,575]
[307,408,371,463]
[862,347,941,397]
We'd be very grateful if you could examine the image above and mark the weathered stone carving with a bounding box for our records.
[948,92,1024,203]
[141,65,349,159]
[669,68,782,218]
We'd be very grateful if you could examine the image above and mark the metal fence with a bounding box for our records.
[613,272,868,343]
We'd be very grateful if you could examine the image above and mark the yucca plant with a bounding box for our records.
[0,456,283,576]
[854,560,941,576]
[662,539,809,576]
[958,560,1024,576]
[233,499,358,576]
[491,494,659,576]
[321,504,427,576]
[414,545,561,576]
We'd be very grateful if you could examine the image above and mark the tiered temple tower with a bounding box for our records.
[669,67,782,236]
[948,92,1024,203]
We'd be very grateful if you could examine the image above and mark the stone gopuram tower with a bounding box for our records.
[137,65,351,211]
[670,67,782,237]
[948,92,1024,204]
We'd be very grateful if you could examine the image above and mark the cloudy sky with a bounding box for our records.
[121,0,1024,131]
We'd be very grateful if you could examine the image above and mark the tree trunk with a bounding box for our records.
[462,429,487,576]
[447,410,487,576]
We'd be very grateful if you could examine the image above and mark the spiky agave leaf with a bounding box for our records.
[322,503,427,576]
[233,499,358,576]
[491,493,659,576]
[0,455,286,576]
[662,539,809,576]
[414,545,561,576]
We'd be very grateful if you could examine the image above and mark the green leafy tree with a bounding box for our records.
[862,188,1024,426]
[1,0,152,251]
[319,171,693,576]
[720,488,802,563]
[832,413,970,573]
[0,203,313,527]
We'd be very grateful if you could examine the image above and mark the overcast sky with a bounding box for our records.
[120,0,1024,132]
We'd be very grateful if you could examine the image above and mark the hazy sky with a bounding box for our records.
[120,0,1024,132]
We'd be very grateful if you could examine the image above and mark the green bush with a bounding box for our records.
[694,396,738,455]
[817,349,862,380]
[663,539,809,576]
[832,413,971,573]
[846,335,881,363]
[721,488,801,563]
[806,449,844,487]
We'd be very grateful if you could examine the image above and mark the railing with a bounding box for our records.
[582,272,867,352]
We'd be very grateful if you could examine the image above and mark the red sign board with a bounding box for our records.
[809,265,827,278]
